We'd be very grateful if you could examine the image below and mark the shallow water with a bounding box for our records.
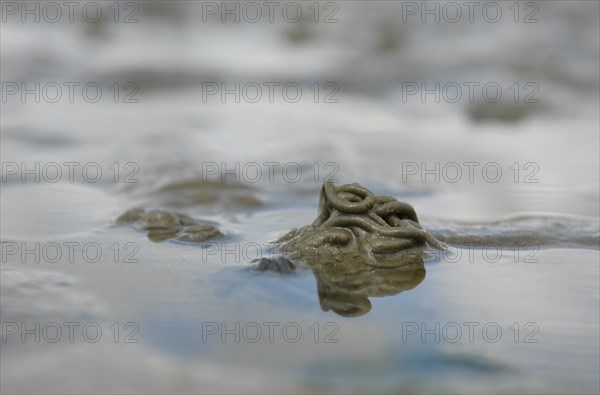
[1,1,599,394]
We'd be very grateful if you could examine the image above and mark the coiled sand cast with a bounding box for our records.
[255,181,445,317]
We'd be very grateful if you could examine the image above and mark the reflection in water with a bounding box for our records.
[311,251,426,317]
[255,181,441,316]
